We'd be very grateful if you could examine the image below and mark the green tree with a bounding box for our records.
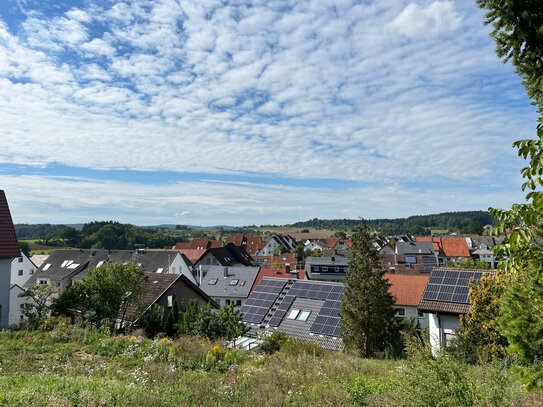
[333,231,347,239]
[178,299,199,335]
[59,226,82,247]
[53,262,147,329]
[499,268,543,390]
[477,0,543,113]
[476,0,543,389]
[341,221,397,357]
[19,285,58,330]
[273,244,288,255]
[220,302,247,340]
[18,241,30,257]
[447,258,490,270]
[165,298,179,338]
[451,271,509,363]
[461,220,483,235]
[137,304,165,338]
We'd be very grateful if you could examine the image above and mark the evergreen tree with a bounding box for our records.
[166,299,179,337]
[341,221,397,357]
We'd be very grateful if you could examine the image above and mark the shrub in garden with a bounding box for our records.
[137,304,165,338]
[259,330,288,354]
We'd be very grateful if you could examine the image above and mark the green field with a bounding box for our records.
[0,325,536,406]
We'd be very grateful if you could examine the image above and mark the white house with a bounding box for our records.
[258,235,297,256]
[418,268,495,355]
[11,253,36,287]
[0,191,22,329]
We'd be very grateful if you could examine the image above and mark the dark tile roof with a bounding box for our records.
[123,273,219,322]
[418,300,471,314]
[396,241,435,255]
[0,191,21,259]
[26,249,189,286]
[205,243,256,266]
[201,266,260,298]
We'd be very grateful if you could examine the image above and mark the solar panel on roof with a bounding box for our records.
[422,270,490,305]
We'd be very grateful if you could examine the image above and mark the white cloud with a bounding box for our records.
[0,0,536,223]
[387,1,462,37]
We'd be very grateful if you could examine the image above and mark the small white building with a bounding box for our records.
[418,268,495,355]
[11,253,36,287]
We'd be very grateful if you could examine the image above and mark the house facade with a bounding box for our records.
[385,273,430,329]
[0,191,21,328]
[257,235,297,256]
[304,256,349,281]
[200,265,260,308]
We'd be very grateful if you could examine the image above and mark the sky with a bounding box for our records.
[0,0,538,226]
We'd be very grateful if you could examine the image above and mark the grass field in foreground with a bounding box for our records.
[0,326,538,406]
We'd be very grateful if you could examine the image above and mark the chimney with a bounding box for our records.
[223,267,229,277]
[285,264,291,273]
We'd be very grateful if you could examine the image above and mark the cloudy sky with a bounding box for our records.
[0,0,537,226]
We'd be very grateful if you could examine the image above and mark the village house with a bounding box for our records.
[123,273,219,327]
[0,191,21,329]
[304,256,349,281]
[192,243,257,280]
[174,238,223,250]
[225,234,265,256]
[200,265,260,308]
[418,267,495,354]
[26,249,196,291]
[257,235,297,256]
[385,273,430,329]
[9,253,37,325]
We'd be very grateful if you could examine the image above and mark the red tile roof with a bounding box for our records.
[174,249,207,264]
[174,239,223,250]
[325,238,341,248]
[253,268,307,290]
[254,253,298,268]
[385,273,430,306]
[0,191,20,259]
[416,237,470,257]
[226,233,244,246]
[441,238,470,257]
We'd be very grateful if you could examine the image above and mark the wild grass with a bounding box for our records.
[0,326,538,406]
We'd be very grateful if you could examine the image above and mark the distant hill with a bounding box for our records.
[287,211,496,235]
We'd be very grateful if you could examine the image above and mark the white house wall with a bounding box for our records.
[0,259,11,329]
[9,285,27,326]
[428,312,460,355]
[168,253,197,285]
[10,254,36,287]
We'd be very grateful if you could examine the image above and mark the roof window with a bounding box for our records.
[287,309,300,319]
[156,268,164,273]
[208,279,218,285]
[298,311,311,321]
[229,279,239,286]
[43,264,51,271]
[240,281,246,286]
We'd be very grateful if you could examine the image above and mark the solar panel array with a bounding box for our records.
[420,256,437,273]
[241,279,287,324]
[422,269,484,304]
[266,280,345,337]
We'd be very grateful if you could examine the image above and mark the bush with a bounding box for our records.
[137,304,165,338]
[259,330,288,354]
[279,338,325,357]
[349,375,397,406]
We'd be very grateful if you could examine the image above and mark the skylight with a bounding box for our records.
[208,279,218,285]
[156,268,164,273]
[43,264,51,271]
[287,309,300,319]
[67,263,80,269]
[61,260,69,267]
[298,311,311,322]
[96,261,104,267]
[229,279,239,286]
[240,281,246,286]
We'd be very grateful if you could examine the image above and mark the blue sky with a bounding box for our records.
[0,0,538,225]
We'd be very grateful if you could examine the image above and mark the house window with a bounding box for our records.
[298,311,311,321]
[229,279,239,286]
[396,308,406,317]
[225,299,231,306]
[18,257,23,263]
[417,310,425,318]
[20,303,25,310]
[287,309,300,319]
[208,279,218,285]
[322,266,328,272]
[167,296,173,307]
[39,280,48,285]
[29,269,34,275]
[236,300,242,307]
[18,270,23,276]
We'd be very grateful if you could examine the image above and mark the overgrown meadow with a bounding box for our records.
[0,324,539,406]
